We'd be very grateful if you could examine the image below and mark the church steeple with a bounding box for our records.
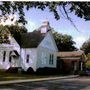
[39,21,52,34]
[42,21,50,26]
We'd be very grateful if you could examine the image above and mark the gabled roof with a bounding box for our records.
[20,31,46,48]
[57,51,84,57]
[20,21,53,48]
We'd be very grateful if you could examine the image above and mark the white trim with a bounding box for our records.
[49,31,58,51]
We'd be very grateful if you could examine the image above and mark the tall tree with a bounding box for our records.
[53,31,76,51]
[81,39,90,54]
[0,21,27,44]
[0,2,89,25]
[5,23,27,45]
[0,25,10,44]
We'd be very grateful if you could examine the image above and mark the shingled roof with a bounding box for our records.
[20,31,46,48]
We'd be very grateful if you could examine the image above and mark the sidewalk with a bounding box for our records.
[0,75,79,85]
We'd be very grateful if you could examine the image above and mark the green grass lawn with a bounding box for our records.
[0,71,63,81]
[0,71,46,81]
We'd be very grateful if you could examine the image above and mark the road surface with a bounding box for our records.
[0,77,90,90]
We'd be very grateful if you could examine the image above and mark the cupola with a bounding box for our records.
[39,21,52,34]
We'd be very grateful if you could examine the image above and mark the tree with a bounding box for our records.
[0,2,89,25]
[81,39,90,54]
[5,23,27,45]
[0,25,10,44]
[53,31,76,51]
[0,21,27,44]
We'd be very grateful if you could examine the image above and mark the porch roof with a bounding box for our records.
[60,57,81,60]
[57,51,84,58]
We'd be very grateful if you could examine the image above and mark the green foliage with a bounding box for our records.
[0,22,27,44]
[86,61,90,69]
[53,31,76,51]
[79,71,86,76]
[0,25,10,44]
[5,24,27,45]
[81,39,90,54]
[0,2,89,25]
[85,54,90,69]
[87,53,90,60]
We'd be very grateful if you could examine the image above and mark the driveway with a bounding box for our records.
[0,77,90,90]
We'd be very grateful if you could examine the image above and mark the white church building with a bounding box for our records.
[0,21,58,72]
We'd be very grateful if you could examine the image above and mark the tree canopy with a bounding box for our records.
[0,25,10,44]
[0,23,27,44]
[0,1,89,25]
[81,39,90,54]
[5,24,27,45]
[53,31,77,51]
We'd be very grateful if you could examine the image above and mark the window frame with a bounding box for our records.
[51,54,54,64]
[3,51,6,62]
[9,51,12,63]
[49,54,54,65]
[26,54,29,63]
[9,56,12,62]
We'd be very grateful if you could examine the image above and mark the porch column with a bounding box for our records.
[74,62,77,71]
[81,62,83,71]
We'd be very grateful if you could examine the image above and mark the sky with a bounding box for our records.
[0,6,90,49]
[24,7,90,49]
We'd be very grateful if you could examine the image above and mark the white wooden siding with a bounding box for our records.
[37,47,57,69]
[39,31,58,51]
[20,48,37,71]
[0,35,20,70]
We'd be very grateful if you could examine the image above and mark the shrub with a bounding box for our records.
[36,67,57,75]
[79,71,86,76]
[6,67,18,73]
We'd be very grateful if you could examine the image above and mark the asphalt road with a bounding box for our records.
[0,77,90,90]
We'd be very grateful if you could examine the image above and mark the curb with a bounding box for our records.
[0,75,79,85]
